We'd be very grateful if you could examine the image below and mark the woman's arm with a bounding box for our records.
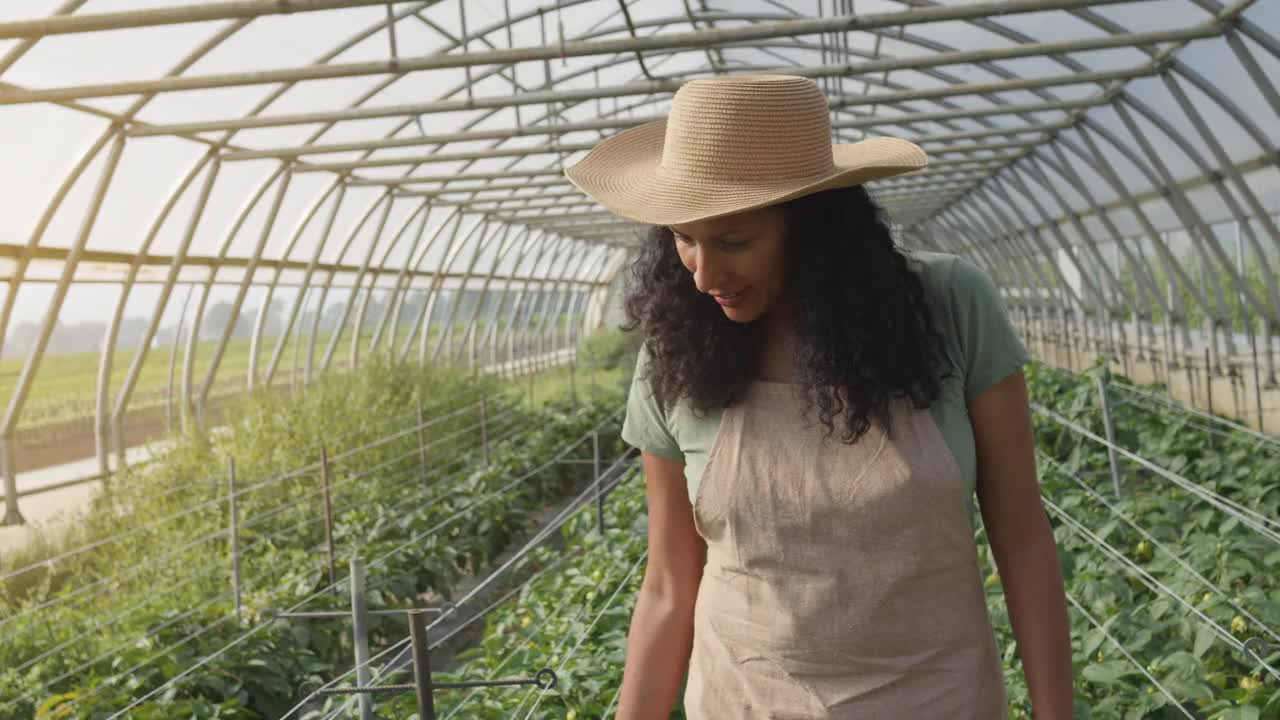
[615,451,706,719]
[970,369,1075,720]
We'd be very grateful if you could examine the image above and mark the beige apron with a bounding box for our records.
[685,382,1009,719]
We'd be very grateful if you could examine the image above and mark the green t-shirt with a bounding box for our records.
[620,250,1031,517]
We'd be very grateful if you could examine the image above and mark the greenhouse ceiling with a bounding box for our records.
[0,0,1278,523]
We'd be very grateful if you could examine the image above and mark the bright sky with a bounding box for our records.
[1,0,1277,337]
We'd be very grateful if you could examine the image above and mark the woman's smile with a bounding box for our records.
[712,288,750,308]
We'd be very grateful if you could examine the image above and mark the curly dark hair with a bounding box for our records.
[622,184,954,444]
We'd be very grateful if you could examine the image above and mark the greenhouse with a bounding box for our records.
[0,0,1277,717]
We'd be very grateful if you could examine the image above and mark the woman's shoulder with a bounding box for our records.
[902,249,996,313]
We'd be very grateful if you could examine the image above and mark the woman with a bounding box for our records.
[565,75,1074,719]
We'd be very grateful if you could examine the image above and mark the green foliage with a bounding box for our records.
[378,467,653,720]
[986,363,1280,720]
[0,353,625,719]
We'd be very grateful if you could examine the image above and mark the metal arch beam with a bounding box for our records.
[564,244,616,347]
[1035,142,1166,320]
[525,241,594,370]
[427,219,511,366]
[1064,123,1203,343]
[94,150,218,476]
[503,234,576,372]
[247,179,343,390]
[394,209,472,364]
[371,207,440,358]
[1110,98,1245,346]
[521,239,590,370]
[994,165,1122,314]
[1012,155,1141,317]
[952,189,1061,300]
[1050,126,1214,328]
[109,153,220,440]
[553,243,612,353]
[0,0,1142,106]
[1053,0,1280,321]
[317,194,398,374]
[194,167,296,415]
[449,224,533,369]
[350,201,437,370]
[942,202,1059,303]
[365,206,430,357]
[0,0,424,39]
[1162,70,1280,295]
[304,191,391,381]
[417,215,489,365]
[907,0,1254,229]
[261,183,347,388]
[1224,30,1280,118]
[471,229,552,366]
[551,243,611,360]
[1,130,124,526]
[218,115,1069,163]
[4,3,438,463]
[971,179,1094,311]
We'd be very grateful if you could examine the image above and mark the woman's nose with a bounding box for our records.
[691,248,719,293]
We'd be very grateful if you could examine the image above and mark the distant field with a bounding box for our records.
[2,318,575,432]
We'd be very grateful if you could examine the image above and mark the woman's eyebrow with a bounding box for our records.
[671,228,749,240]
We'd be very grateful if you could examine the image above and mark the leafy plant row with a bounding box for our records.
[987,362,1279,719]
[2,353,625,719]
[376,465,650,720]
[415,360,1278,720]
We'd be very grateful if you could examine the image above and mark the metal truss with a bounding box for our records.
[0,0,1277,524]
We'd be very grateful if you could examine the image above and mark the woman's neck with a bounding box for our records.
[754,303,798,383]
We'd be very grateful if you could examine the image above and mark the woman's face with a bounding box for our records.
[669,204,789,324]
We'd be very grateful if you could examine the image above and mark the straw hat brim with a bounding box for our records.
[563,118,928,227]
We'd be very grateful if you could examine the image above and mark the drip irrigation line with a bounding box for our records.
[73,409,614,718]
[1040,452,1280,646]
[1034,404,1280,544]
[1,490,225,585]
[360,409,624,581]
[293,422,629,712]
[519,550,647,719]
[1043,496,1280,683]
[13,546,307,715]
[1064,591,1198,718]
[373,457,636,676]
[1106,381,1280,451]
[1,587,233,711]
[263,417,593,717]
[1,521,231,636]
[6,426,538,702]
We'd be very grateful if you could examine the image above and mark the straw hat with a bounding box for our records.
[563,74,928,226]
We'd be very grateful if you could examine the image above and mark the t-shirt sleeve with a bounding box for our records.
[620,344,686,462]
[948,256,1031,404]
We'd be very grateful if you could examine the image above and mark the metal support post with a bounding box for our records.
[321,443,337,596]
[593,430,605,534]
[1094,370,1122,499]
[1204,348,1216,451]
[1251,318,1265,432]
[417,398,429,491]
[1186,349,1197,407]
[350,557,373,720]
[1,433,21,526]
[570,356,577,408]
[408,609,437,720]
[480,394,490,465]
[228,455,243,623]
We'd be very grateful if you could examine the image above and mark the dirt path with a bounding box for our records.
[12,401,231,475]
